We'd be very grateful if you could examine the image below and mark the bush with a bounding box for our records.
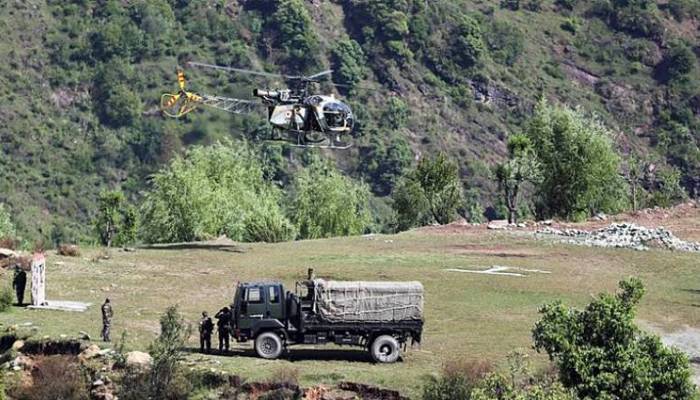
[392,154,463,230]
[659,42,696,84]
[140,141,295,243]
[0,285,13,313]
[271,0,319,71]
[423,359,492,400]
[668,0,700,20]
[533,278,697,399]
[331,39,367,91]
[290,161,372,239]
[10,356,90,400]
[487,20,525,65]
[57,244,80,257]
[452,15,485,68]
[0,204,15,240]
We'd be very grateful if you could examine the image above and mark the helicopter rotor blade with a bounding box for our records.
[306,69,333,80]
[187,61,300,80]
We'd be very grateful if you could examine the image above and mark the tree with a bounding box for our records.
[95,190,138,247]
[487,20,525,66]
[495,134,542,224]
[452,15,485,68]
[660,42,696,84]
[290,161,371,239]
[139,141,295,243]
[271,0,319,71]
[331,39,367,91]
[392,154,463,230]
[525,99,627,220]
[0,204,15,239]
[533,278,696,400]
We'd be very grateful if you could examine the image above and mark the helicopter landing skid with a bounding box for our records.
[288,142,353,150]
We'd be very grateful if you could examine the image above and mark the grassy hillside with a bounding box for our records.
[1,0,699,243]
[0,222,698,397]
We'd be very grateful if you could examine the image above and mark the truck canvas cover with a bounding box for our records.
[313,279,424,323]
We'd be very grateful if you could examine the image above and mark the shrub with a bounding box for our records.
[331,39,367,91]
[451,15,485,68]
[290,161,372,239]
[487,20,525,65]
[140,141,294,243]
[10,356,90,400]
[139,306,193,400]
[271,0,319,71]
[533,278,697,399]
[659,42,696,84]
[0,204,15,240]
[57,244,80,257]
[392,154,463,230]
[423,359,492,400]
[0,285,13,313]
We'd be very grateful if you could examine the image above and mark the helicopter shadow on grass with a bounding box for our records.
[182,346,399,363]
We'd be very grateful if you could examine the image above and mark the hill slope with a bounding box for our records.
[1,0,699,242]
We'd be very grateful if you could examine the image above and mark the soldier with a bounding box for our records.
[199,311,214,354]
[12,264,26,306]
[215,306,232,352]
[101,298,113,342]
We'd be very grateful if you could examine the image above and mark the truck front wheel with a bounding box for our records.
[370,335,401,363]
[255,332,283,360]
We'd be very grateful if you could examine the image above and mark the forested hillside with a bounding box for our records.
[1,0,699,243]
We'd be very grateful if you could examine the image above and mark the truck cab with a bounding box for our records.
[231,282,286,343]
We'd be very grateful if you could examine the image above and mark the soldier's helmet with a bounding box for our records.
[202,311,208,317]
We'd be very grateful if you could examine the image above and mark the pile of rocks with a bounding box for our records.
[536,223,700,252]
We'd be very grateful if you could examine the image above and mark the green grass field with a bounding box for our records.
[1,228,699,398]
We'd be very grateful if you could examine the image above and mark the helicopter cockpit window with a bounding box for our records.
[323,101,353,130]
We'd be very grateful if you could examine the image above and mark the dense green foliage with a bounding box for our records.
[139,142,294,243]
[393,154,463,231]
[525,100,627,220]
[2,0,700,243]
[533,278,696,399]
[94,191,138,247]
[290,161,372,239]
[0,205,15,240]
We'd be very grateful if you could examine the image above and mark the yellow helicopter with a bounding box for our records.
[161,62,355,149]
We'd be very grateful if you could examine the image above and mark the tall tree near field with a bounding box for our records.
[392,154,463,231]
[525,99,627,220]
[290,161,372,239]
[495,134,541,224]
[95,190,138,247]
[533,278,696,399]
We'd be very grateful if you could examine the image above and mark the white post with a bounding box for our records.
[31,253,46,306]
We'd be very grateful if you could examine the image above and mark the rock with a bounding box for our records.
[79,344,101,361]
[125,351,153,369]
[92,379,104,387]
[516,223,526,228]
[11,340,24,351]
[487,220,509,230]
[11,355,34,370]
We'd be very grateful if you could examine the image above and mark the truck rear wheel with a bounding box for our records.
[255,332,283,360]
[370,335,401,363]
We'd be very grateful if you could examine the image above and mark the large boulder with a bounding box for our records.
[79,344,101,361]
[125,351,153,369]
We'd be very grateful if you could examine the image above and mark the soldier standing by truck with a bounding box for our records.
[215,306,232,352]
[199,311,214,353]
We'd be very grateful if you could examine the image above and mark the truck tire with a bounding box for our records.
[370,335,401,363]
[255,332,283,360]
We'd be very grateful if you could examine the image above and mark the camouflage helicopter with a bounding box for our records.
[161,62,355,149]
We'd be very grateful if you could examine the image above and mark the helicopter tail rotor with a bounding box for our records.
[161,70,203,118]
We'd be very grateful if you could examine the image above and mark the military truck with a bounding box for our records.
[229,270,424,363]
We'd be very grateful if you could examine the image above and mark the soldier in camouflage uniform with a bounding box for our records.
[199,311,214,353]
[101,298,113,342]
[215,306,232,352]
